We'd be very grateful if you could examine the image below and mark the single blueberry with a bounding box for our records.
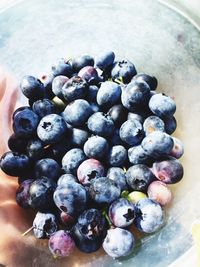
[108,104,128,127]
[72,55,94,72]
[69,128,89,148]
[16,179,34,208]
[164,116,177,135]
[128,145,151,165]
[57,174,78,187]
[143,115,165,135]
[20,75,45,101]
[8,134,28,153]
[51,58,73,77]
[78,66,99,85]
[132,73,158,90]
[83,135,109,159]
[120,119,144,146]
[26,138,45,160]
[32,99,56,118]
[111,60,137,84]
[107,145,127,167]
[52,75,69,99]
[107,167,128,191]
[35,158,61,181]
[95,51,115,71]
[149,93,176,117]
[62,148,86,175]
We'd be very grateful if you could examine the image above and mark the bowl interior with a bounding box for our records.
[0,0,200,266]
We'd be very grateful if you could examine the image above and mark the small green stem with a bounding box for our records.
[102,210,113,227]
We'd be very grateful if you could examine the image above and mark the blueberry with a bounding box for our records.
[51,58,73,77]
[90,102,100,113]
[53,182,87,216]
[57,211,75,228]
[95,51,115,71]
[134,198,165,233]
[147,181,172,206]
[119,120,144,146]
[87,85,99,102]
[78,66,99,85]
[8,134,28,153]
[16,179,34,208]
[48,230,75,258]
[141,131,174,158]
[63,99,92,127]
[109,198,135,227]
[103,228,135,258]
[164,116,177,135]
[52,75,69,99]
[13,109,39,137]
[107,145,127,167]
[170,137,184,159]
[83,135,109,159]
[89,177,121,204]
[127,112,144,124]
[20,75,45,100]
[37,114,67,144]
[69,128,89,148]
[62,148,86,175]
[151,158,184,184]
[107,167,128,191]
[108,104,128,127]
[0,151,31,176]
[77,159,105,186]
[32,99,56,118]
[12,106,31,120]
[33,212,58,239]
[35,158,61,181]
[143,116,165,135]
[57,174,78,187]
[121,80,150,111]
[111,60,137,84]
[72,208,107,253]
[29,177,56,211]
[132,73,158,90]
[72,55,94,72]
[48,137,71,161]
[128,145,150,165]
[26,138,45,160]
[149,93,176,117]
[87,112,115,138]
[96,81,121,110]
[126,164,155,192]
[62,75,88,102]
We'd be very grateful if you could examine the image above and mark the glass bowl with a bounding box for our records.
[0,0,200,266]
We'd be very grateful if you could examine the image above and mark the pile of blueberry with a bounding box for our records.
[0,51,184,259]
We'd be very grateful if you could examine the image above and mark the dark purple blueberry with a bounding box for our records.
[96,81,121,110]
[170,137,184,159]
[57,211,75,228]
[134,198,165,233]
[121,80,150,112]
[126,164,155,192]
[13,109,39,138]
[26,138,45,160]
[8,134,28,153]
[37,114,67,144]
[107,167,128,191]
[89,177,121,204]
[111,60,137,84]
[20,75,45,101]
[149,93,176,117]
[32,99,56,118]
[29,177,56,211]
[53,182,87,216]
[151,158,184,184]
[87,112,115,138]
[83,136,109,160]
[48,230,75,258]
[72,208,107,253]
[78,66,99,85]
[108,104,128,127]
[109,198,135,227]
[12,106,31,120]
[141,131,174,158]
[107,145,127,167]
[0,151,31,176]
[132,73,158,90]
[72,55,94,72]
[62,148,86,175]
[164,116,177,135]
[62,75,88,102]
[77,159,105,186]
[35,158,61,181]
[16,179,34,208]
[52,75,69,99]
[103,228,135,258]
[63,99,92,127]
[51,58,73,77]
[33,212,58,239]
[95,51,115,71]
[119,120,144,146]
